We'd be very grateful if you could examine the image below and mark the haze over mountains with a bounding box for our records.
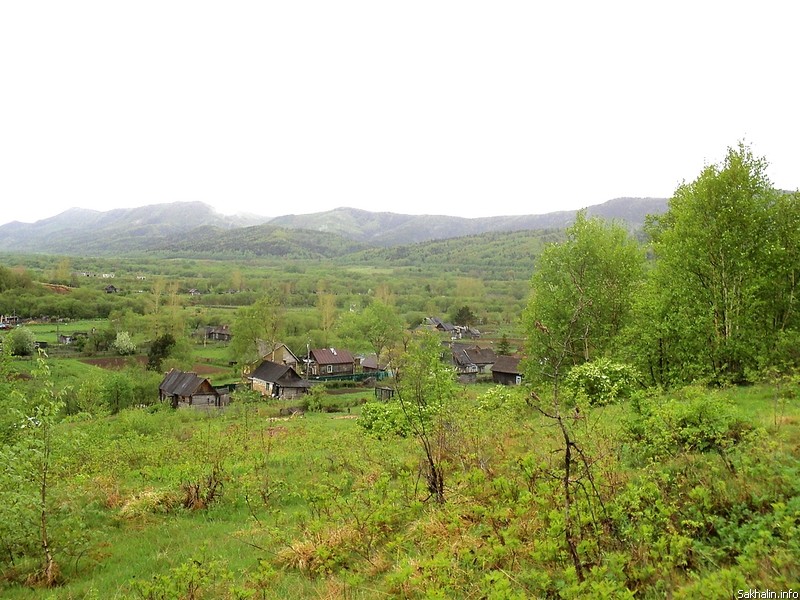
[0,197,667,257]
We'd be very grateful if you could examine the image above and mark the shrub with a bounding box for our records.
[358,401,412,438]
[624,386,752,463]
[6,327,36,356]
[564,358,641,406]
[112,331,136,356]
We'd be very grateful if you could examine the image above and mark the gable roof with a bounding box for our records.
[360,354,388,370]
[491,355,522,375]
[262,342,300,365]
[451,344,497,366]
[310,347,355,365]
[464,346,497,365]
[250,360,312,388]
[428,317,456,332]
[159,369,217,397]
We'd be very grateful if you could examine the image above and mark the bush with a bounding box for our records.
[564,358,641,406]
[624,386,752,463]
[358,401,412,438]
[5,327,36,356]
[112,331,136,356]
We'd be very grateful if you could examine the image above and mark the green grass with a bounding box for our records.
[20,320,106,344]
[2,382,799,598]
[190,342,233,365]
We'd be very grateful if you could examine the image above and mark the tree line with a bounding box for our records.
[525,142,799,390]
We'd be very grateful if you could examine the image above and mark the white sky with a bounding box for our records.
[1,1,797,225]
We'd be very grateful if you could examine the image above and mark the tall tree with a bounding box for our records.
[338,300,404,368]
[640,142,796,383]
[316,288,337,346]
[0,356,65,586]
[230,295,285,367]
[523,211,645,387]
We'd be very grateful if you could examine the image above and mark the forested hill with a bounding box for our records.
[0,202,268,255]
[0,197,667,256]
[268,197,667,245]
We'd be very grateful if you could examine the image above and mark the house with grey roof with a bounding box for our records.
[249,360,311,400]
[159,369,222,408]
[491,355,523,386]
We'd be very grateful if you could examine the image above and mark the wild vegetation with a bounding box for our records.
[0,144,798,598]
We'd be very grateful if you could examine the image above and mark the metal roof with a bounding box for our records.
[159,369,216,397]
[250,360,312,388]
[310,348,355,365]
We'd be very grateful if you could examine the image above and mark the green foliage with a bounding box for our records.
[451,305,477,326]
[0,356,67,586]
[336,299,404,364]
[563,358,641,406]
[6,325,36,356]
[304,384,327,413]
[0,264,35,292]
[475,385,526,412]
[146,332,176,371]
[112,331,137,355]
[639,143,800,384]
[496,333,512,356]
[395,332,458,503]
[102,371,135,414]
[130,554,234,600]
[230,294,284,366]
[524,211,645,391]
[358,400,413,438]
[624,386,751,463]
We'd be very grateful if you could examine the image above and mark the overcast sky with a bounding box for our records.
[1,1,797,225]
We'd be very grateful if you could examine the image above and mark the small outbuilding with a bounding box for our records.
[491,356,523,386]
[159,369,222,408]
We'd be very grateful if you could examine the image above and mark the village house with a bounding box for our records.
[491,355,523,386]
[308,347,356,377]
[205,325,233,342]
[450,343,498,383]
[359,354,388,375]
[418,317,480,340]
[249,360,311,400]
[258,342,301,370]
[159,369,222,408]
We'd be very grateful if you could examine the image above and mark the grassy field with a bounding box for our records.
[1,379,798,599]
[17,320,107,344]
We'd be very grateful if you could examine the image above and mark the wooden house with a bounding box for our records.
[159,369,221,408]
[259,342,301,370]
[360,354,388,374]
[249,360,311,400]
[308,347,355,377]
[491,356,523,386]
[451,343,497,376]
[206,325,233,342]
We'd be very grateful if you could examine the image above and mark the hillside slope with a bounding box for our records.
[0,197,667,255]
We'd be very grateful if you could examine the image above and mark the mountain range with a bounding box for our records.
[0,198,668,257]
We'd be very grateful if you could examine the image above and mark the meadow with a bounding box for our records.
[1,374,798,599]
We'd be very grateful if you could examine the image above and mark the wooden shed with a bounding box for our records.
[159,369,221,408]
[491,356,523,386]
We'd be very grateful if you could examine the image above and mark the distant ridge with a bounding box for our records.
[267,197,667,246]
[0,197,667,256]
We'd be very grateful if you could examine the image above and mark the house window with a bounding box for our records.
[327,364,333,374]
